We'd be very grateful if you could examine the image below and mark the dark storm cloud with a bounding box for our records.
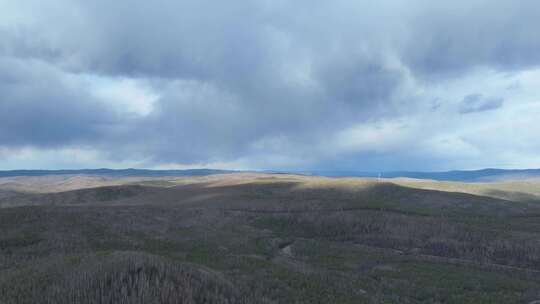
[402,0,540,78]
[459,94,504,114]
[0,58,121,147]
[0,0,539,169]
[55,0,540,81]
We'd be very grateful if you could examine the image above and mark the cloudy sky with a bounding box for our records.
[1,0,539,171]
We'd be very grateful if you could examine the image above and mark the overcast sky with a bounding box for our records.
[1,0,539,171]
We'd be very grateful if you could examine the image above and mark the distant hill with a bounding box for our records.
[2,168,540,182]
[300,168,540,182]
[0,168,235,178]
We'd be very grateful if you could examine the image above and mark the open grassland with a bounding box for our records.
[1,174,540,303]
[392,177,540,203]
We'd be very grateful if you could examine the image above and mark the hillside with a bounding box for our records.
[1,174,540,303]
[0,168,234,178]
[392,178,540,203]
[3,167,540,182]
[304,168,540,182]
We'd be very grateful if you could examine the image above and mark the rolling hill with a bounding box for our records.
[1,173,540,303]
[3,167,540,182]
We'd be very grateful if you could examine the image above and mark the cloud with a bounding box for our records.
[401,0,540,78]
[459,94,504,114]
[0,0,539,170]
[0,58,124,148]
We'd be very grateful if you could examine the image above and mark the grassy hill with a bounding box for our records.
[1,174,540,303]
[392,177,540,203]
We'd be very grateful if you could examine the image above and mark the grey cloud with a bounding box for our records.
[4,0,540,80]
[0,58,122,148]
[459,94,504,114]
[402,0,540,78]
[0,0,539,170]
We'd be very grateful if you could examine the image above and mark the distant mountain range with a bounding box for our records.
[0,168,235,178]
[300,168,540,182]
[1,168,540,182]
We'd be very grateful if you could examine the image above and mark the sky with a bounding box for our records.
[0,0,540,171]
